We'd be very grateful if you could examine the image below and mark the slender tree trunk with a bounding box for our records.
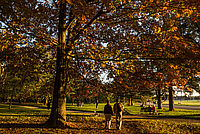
[46,1,67,128]
[157,89,162,109]
[169,86,174,111]
[9,97,12,109]
[129,95,133,105]
[129,97,131,105]
[123,96,126,105]
[131,96,133,106]
[44,97,48,105]
[0,63,1,76]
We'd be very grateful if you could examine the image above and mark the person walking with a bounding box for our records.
[152,104,157,115]
[113,98,124,130]
[104,99,113,129]
[96,99,99,109]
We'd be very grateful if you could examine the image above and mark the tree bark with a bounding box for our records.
[169,86,174,111]
[131,96,133,106]
[44,97,48,105]
[157,89,162,109]
[9,97,12,109]
[46,1,67,128]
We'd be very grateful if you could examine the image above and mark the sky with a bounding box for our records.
[173,86,200,97]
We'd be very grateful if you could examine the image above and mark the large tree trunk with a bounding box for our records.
[157,89,162,109]
[169,86,174,111]
[46,1,67,128]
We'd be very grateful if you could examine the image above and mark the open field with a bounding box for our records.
[125,105,200,119]
[65,103,200,119]
[163,100,200,106]
[2,102,200,118]
[0,103,200,133]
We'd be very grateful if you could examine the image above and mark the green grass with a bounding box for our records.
[66,103,107,112]
[66,102,200,119]
[156,108,200,119]
[0,103,50,116]
[163,100,200,106]
[123,103,200,119]
[66,102,142,114]
[123,104,142,114]
[6,101,200,115]
[2,102,200,119]
[0,103,199,133]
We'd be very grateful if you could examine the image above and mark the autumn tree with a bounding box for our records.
[1,0,200,127]
[0,0,57,104]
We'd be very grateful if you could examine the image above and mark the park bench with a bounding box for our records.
[141,106,158,115]
[141,106,152,112]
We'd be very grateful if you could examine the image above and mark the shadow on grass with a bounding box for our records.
[0,113,102,129]
[0,121,85,129]
[0,114,95,117]
[0,122,106,131]
[81,127,106,130]
[122,114,200,120]
[66,114,95,117]
[0,123,90,130]
[0,114,49,117]
[153,114,200,120]
[0,123,47,129]
[66,108,103,113]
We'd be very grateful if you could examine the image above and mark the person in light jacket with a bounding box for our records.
[113,98,124,130]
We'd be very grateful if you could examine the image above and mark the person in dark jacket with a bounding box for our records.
[104,99,113,129]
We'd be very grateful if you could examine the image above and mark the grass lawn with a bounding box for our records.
[0,103,50,116]
[0,103,200,133]
[66,102,200,120]
[163,100,200,106]
[66,102,108,112]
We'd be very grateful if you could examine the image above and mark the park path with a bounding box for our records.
[162,105,200,110]
[18,105,102,115]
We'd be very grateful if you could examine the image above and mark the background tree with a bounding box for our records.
[186,75,200,94]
